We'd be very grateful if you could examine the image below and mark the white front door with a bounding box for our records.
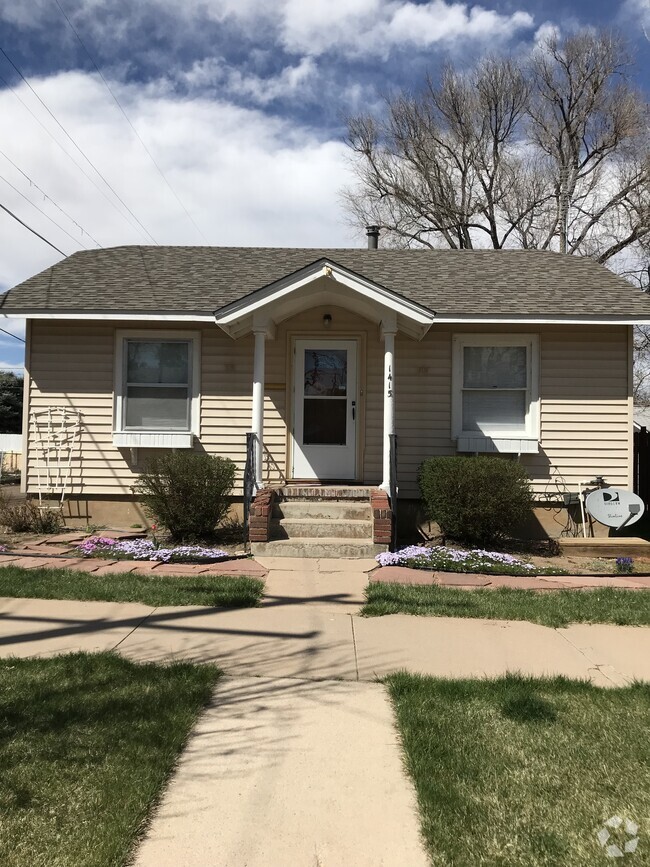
[292,339,357,480]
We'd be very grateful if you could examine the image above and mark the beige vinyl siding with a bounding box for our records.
[530,325,631,494]
[394,330,453,496]
[27,321,116,495]
[393,324,632,498]
[200,329,252,491]
[27,320,258,496]
[25,318,632,502]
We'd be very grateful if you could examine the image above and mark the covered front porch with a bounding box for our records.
[214,259,435,495]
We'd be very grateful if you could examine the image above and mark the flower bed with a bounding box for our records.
[76,537,230,564]
[377,545,567,576]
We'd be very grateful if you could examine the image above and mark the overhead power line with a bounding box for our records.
[0,327,25,343]
[0,70,152,243]
[0,148,103,247]
[0,171,91,249]
[53,0,210,245]
[0,45,159,245]
[0,200,67,255]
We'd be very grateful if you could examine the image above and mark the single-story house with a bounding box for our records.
[2,237,650,552]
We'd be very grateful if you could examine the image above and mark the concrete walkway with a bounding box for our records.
[2,555,650,865]
[133,676,429,867]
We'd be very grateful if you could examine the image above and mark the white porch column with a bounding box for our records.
[252,327,266,489]
[380,325,397,492]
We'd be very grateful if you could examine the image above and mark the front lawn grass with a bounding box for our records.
[364,582,650,627]
[0,652,220,867]
[0,564,264,608]
[388,673,650,866]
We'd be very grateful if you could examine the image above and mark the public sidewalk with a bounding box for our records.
[0,555,649,685]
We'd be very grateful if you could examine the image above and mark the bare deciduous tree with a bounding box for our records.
[344,30,649,269]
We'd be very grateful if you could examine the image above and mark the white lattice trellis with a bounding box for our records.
[30,407,82,506]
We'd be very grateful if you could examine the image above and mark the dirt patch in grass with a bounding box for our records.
[527,552,650,575]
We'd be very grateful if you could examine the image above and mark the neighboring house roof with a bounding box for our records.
[1,245,650,321]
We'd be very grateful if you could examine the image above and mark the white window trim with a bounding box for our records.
[451,333,540,447]
[113,329,200,448]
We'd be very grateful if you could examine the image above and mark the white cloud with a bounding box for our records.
[0,71,358,293]
[533,22,561,45]
[620,0,650,29]
[280,0,534,56]
[182,56,317,105]
[383,2,533,48]
[0,0,535,61]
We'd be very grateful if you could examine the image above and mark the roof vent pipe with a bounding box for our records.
[366,225,380,249]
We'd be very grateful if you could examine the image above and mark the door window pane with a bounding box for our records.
[463,346,526,389]
[462,391,526,433]
[304,349,347,396]
[125,386,189,429]
[127,341,189,385]
[303,398,347,445]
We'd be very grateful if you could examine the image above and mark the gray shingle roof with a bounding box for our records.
[2,245,649,317]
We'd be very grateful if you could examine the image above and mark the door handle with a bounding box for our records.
[352,400,356,421]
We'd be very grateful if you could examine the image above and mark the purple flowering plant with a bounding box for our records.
[376,545,566,576]
[615,557,634,574]
[76,536,230,563]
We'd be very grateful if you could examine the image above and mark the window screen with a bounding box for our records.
[461,345,527,433]
[124,340,191,430]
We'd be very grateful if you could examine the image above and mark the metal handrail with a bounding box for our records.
[388,433,398,551]
[243,431,256,543]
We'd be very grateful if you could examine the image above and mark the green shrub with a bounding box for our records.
[418,456,534,546]
[133,452,236,542]
[0,498,64,534]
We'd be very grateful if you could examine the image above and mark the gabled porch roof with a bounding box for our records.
[213,258,436,340]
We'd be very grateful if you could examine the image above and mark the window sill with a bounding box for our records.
[113,432,195,449]
[456,436,539,455]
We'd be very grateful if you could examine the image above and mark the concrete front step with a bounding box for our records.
[277,485,373,500]
[250,538,387,558]
[273,500,371,521]
[272,518,373,540]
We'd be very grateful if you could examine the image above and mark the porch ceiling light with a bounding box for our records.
[323,313,332,328]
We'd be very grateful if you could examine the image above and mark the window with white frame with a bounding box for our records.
[114,331,200,441]
[452,334,539,442]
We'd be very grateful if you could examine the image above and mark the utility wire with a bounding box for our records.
[0,172,90,249]
[53,0,210,244]
[0,200,67,255]
[0,70,152,242]
[0,328,25,343]
[0,148,103,247]
[0,45,159,245]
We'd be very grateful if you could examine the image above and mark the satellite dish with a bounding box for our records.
[585,488,645,530]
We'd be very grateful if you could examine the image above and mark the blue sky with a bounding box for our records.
[0,0,648,372]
